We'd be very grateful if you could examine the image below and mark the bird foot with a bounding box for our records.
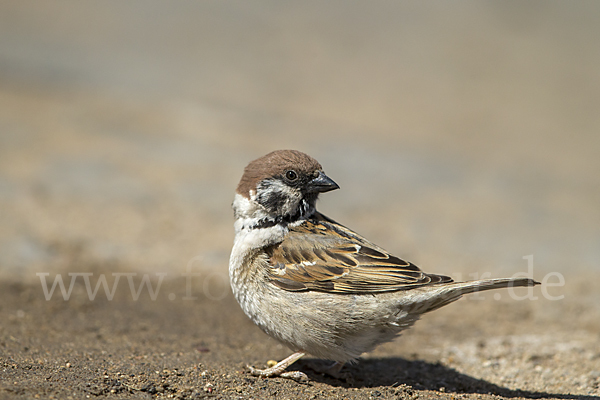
[247,352,307,381]
[248,365,308,381]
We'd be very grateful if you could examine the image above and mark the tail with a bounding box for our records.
[417,277,540,313]
[442,277,539,296]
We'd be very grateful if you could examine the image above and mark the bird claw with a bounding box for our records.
[247,365,308,381]
[280,370,309,381]
[246,352,307,380]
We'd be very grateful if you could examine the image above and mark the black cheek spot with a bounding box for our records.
[255,181,287,212]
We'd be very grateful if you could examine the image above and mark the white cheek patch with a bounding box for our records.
[261,179,298,199]
[265,179,296,196]
[232,193,272,231]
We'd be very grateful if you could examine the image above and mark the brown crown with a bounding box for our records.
[236,150,323,198]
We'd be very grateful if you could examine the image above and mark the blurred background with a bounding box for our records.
[1,0,599,282]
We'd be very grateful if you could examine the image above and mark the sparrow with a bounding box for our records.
[229,149,539,380]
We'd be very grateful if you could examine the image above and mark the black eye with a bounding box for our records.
[285,170,298,181]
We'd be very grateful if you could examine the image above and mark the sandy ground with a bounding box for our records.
[1,268,599,399]
[1,1,600,399]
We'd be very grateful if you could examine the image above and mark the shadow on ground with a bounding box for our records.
[296,358,598,400]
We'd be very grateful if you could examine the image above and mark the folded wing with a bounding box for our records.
[265,214,452,294]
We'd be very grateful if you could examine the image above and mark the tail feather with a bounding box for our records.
[444,277,539,296]
[420,277,539,313]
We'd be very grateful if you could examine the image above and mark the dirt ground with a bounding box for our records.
[1,1,600,399]
[1,267,599,400]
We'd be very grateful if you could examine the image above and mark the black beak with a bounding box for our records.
[307,171,340,193]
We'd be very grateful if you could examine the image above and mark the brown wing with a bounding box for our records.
[265,213,452,293]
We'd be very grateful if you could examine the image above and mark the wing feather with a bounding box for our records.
[265,213,452,294]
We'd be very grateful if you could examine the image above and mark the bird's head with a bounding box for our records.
[234,150,339,225]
